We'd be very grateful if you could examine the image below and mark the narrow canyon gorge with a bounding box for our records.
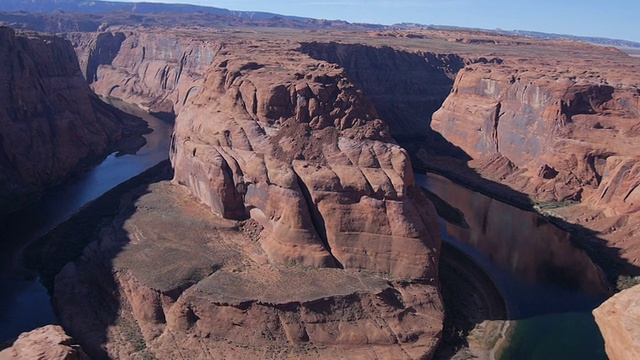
[1,9,640,360]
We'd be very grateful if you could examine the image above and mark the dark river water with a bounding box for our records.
[415,173,609,359]
[0,101,172,342]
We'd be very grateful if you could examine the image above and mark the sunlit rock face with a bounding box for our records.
[594,285,640,360]
[0,27,146,214]
[170,50,441,278]
[432,61,640,208]
[69,29,218,118]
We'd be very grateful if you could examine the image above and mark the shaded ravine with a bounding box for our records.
[417,173,609,359]
[0,101,172,343]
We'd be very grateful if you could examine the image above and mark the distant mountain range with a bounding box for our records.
[0,0,309,21]
[2,0,639,48]
[391,23,640,49]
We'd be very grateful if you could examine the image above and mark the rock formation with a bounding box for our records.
[417,39,640,280]
[0,26,147,214]
[46,23,640,358]
[67,29,216,119]
[53,28,444,359]
[0,325,89,360]
[593,284,640,360]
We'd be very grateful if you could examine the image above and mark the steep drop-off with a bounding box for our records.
[0,27,147,215]
[68,29,218,119]
[299,42,466,138]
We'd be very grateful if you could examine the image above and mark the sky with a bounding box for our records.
[106,0,640,42]
[108,0,640,43]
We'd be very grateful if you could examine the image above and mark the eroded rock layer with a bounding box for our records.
[419,43,640,285]
[170,48,441,279]
[431,60,640,209]
[68,29,219,118]
[0,26,147,214]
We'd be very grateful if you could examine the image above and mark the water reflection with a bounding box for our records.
[0,101,172,341]
[415,173,608,359]
[417,173,609,298]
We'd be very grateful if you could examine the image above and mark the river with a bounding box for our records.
[416,173,610,359]
[0,107,612,357]
[0,101,173,342]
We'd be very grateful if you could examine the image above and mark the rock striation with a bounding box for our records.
[67,29,217,119]
[0,26,147,214]
[593,284,640,360]
[170,49,441,278]
[425,46,640,279]
[431,58,640,209]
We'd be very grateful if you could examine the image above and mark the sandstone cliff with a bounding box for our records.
[54,28,444,359]
[593,284,640,360]
[426,48,640,279]
[67,29,221,119]
[0,26,147,214]
[299,42,466,138]
[170,51,441,277]
[431,58,640,209]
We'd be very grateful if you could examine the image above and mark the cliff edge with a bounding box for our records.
[0,26,148,214]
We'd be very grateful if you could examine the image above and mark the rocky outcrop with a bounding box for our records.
[53,29,444,359]
[0,325,89,360]
[593,285,640,360]
[54,181,443,359]
[171,52,441,278]
[431,61,640,208]
[424,49,640,278]
[0,26,147,214]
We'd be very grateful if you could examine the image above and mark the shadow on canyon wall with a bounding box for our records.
[298,42,466,139]
[24,161,173,358]
[413,148,640,286]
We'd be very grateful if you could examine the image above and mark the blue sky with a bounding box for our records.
[110,0,640,42]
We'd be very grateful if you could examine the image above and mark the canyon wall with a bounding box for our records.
[67,29,219,119]
[299,42,466,138]
[431,60,640,210]
[0,27,147,214]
